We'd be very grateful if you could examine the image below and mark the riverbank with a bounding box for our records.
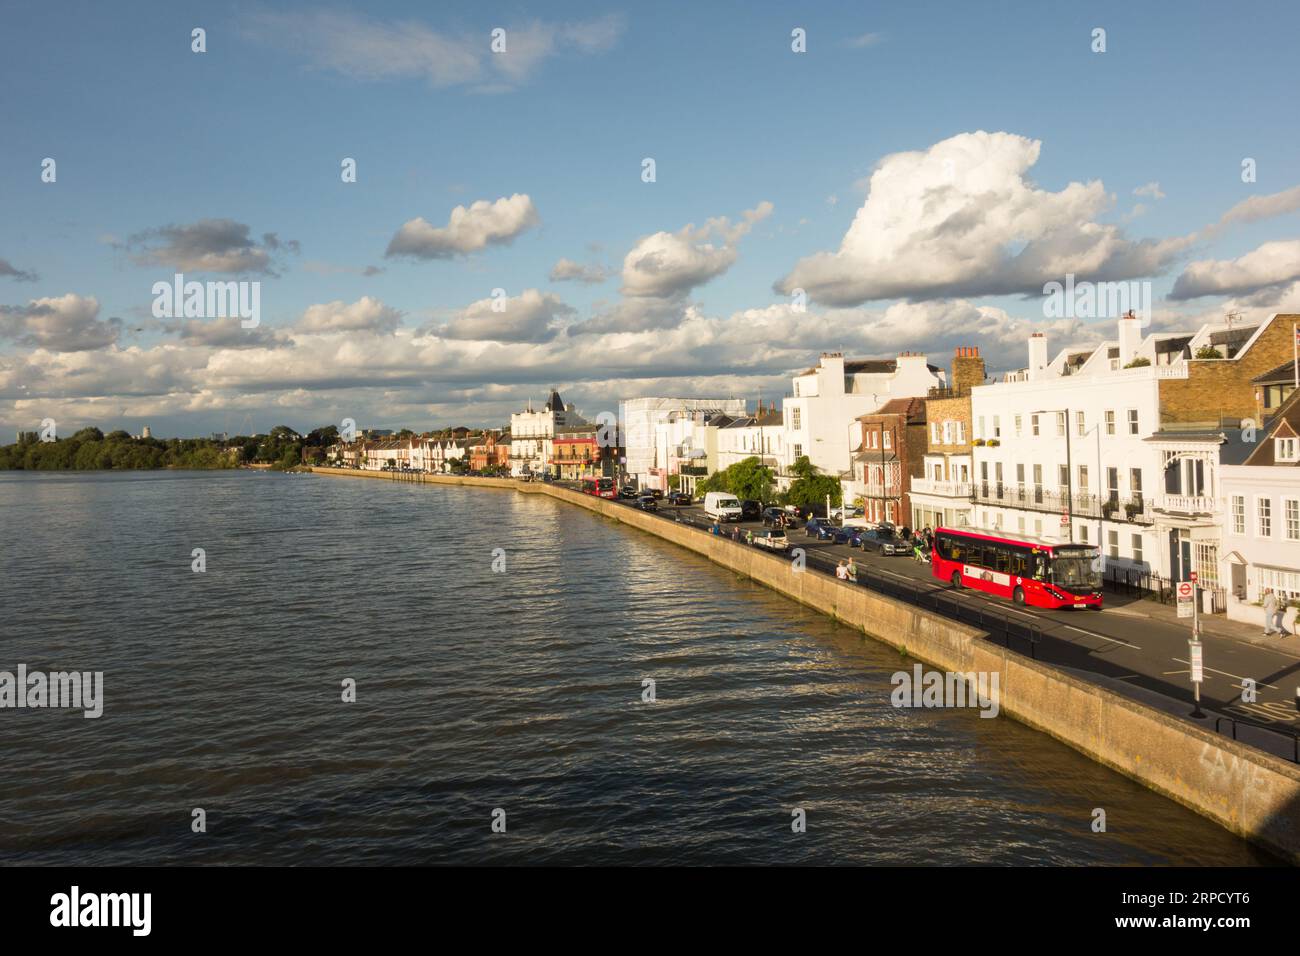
[311,466,1300,862]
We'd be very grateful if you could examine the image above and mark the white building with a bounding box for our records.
[621,397,747,490]
[780,352,944,487]
[1220,389,1300,629]
[716,405,784,473]
[510,390,585,478]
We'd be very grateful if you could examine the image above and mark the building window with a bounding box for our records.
[793,443,802,460]
[1129,468,1142,504]
[883,430,892,450]
[977,416,985,439]
[1127,409,1139,435]
[1078,465,1089,494]
[1014,414,1022,436]
[955,422,965,444]
[1058,464,1069,495]
[1287,499,1300,541]
[1032,464,1043,503]
[1131,533,1143,565]
[1231,495,1245,534]
[1030,414,1040,437]
[1079,525,1088,544]
[942,421,952,444]
[993,415,1001,438]
[931,422,941,444]
[1258,497,1272,537]
[1106,467,1119,504]
[1056,412,1066,437]
[1075,410,1085,437]
[791,408,801,430]
[1105,410,1116,435]
[1108,529,1119,559]
[1278,437,1299,463]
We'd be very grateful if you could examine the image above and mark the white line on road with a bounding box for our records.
[1172,658,1278,689]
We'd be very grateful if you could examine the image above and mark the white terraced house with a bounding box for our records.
[509,389,585,479]
[622,397,747,491]
[779,351,944,490]
[968,313,1292,600]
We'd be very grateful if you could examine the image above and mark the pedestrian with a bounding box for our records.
[745,529,754,545]
[847,557,858,583]
[836,560,850,581]
[1263,590,1284,634]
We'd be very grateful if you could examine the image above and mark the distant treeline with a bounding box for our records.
[0,424,339,471]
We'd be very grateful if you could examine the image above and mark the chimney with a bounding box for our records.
[952,346,986,393]
[1027,333,1048,381]
[1118,310,1142,368]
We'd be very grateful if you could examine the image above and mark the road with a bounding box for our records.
[591,489,1300,763]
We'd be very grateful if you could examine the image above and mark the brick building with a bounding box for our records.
[846,397,928,526]
[912,347,986,530]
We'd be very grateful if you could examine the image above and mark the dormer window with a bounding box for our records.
[1278,437,1299,463]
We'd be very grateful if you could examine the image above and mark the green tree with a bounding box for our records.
[782,455,842,509]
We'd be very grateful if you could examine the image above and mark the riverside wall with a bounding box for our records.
[312,467,1300,861]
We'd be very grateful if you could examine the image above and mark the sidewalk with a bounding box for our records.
[1106,592,1300,659]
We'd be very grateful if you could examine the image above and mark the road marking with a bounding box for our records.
[1171,658,1278,689]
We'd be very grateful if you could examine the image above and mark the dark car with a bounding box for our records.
[832,525,867,547]
[803,517,836,540]
[761,507,790,528]
[635,495,658,511]
[648,488,665,500]
[619,486,640,499]
[667,491,693,506]
[739,499,763,520]
[858,528,911,555]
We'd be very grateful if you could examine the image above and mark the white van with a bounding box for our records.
[703,492,744,522]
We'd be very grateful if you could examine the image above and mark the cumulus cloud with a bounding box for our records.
[0,258,38,282]
[621,202,772,298]
[435,289,573,343]
[1133,181,1165,200]
[385,194,539,260]
[1205,184,1300,235]
[296,296,403,334]
[244,10,624,91]
[549,258,610,284]
[1170,239,1300,300]
[777,131,1195,305]
[161,317,288,349]
[0,294,120,351]
[126,219,297,275]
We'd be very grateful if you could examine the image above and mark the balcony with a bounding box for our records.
[911,479,972,498]
[970,484,1154,524]
[1155,494,1218,515]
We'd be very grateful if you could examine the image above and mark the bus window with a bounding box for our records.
[993,545,1011,574]
[1009,547,1029,577]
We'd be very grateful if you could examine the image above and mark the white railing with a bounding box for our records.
[1156,494,1218,514]
[910,479,972,497]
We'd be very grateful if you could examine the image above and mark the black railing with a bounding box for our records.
[971,485,1153,524]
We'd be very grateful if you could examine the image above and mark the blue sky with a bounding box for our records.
[2,0,1299,437]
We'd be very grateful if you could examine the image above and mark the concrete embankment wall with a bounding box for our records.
[314,467,1300,861]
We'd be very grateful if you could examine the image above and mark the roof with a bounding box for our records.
[1244,388,1300,466]
[798,357,900,376]
[858,397,927,423]
[545,389,565,413]
[1251,360,1299,385]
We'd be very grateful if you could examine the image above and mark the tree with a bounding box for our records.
[782,455,841,509]
[695,456,776,502]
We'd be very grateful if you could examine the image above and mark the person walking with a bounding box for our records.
[1263,588,1281,635]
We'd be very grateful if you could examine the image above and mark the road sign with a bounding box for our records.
[1189,641,1204,683]
[1177,581,1194,618]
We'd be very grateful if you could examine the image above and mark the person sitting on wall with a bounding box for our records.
[836,561,850,581]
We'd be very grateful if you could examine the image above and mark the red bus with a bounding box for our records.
[581,476,616,499]
[931,527,1103,610]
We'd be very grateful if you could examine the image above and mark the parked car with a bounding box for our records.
[648,488,664,500]
[761,507,791,528]
[752,529,790,552]
[740,499,763,520]
[830,505,865,521]
[803,517,836,540]
[668,491,693,506]
[858,528,911,555]
[541,473,554,483]
[635,495,658,511]
[832,525,867,547]
[619,486,640,499]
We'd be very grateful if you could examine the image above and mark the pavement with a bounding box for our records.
[592,489,1300,763]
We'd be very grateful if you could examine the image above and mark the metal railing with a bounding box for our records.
[970,485,1153,524]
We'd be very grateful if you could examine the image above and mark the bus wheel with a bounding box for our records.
[950,571,962,589]
[1013,586,1025,605]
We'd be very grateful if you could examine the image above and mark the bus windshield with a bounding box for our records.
[1052,551,1101,590]
[597,478,613,490]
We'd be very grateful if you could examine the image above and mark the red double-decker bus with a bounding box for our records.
[931,528,1103,610]
[581,476,616,499]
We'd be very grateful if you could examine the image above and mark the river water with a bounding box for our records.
[0,470,1274,864]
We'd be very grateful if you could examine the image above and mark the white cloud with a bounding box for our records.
[0,294,120,352]
[777,131,1195,305]
[1133,181,1165,200]
[621,202,772,298]
[297,296,403,333]
[385,194,540,260]
[1170,239,1300,300]
[435,289,574,343]
[549,258,610,284]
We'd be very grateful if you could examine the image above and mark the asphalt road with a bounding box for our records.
[597,491,1300,763]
